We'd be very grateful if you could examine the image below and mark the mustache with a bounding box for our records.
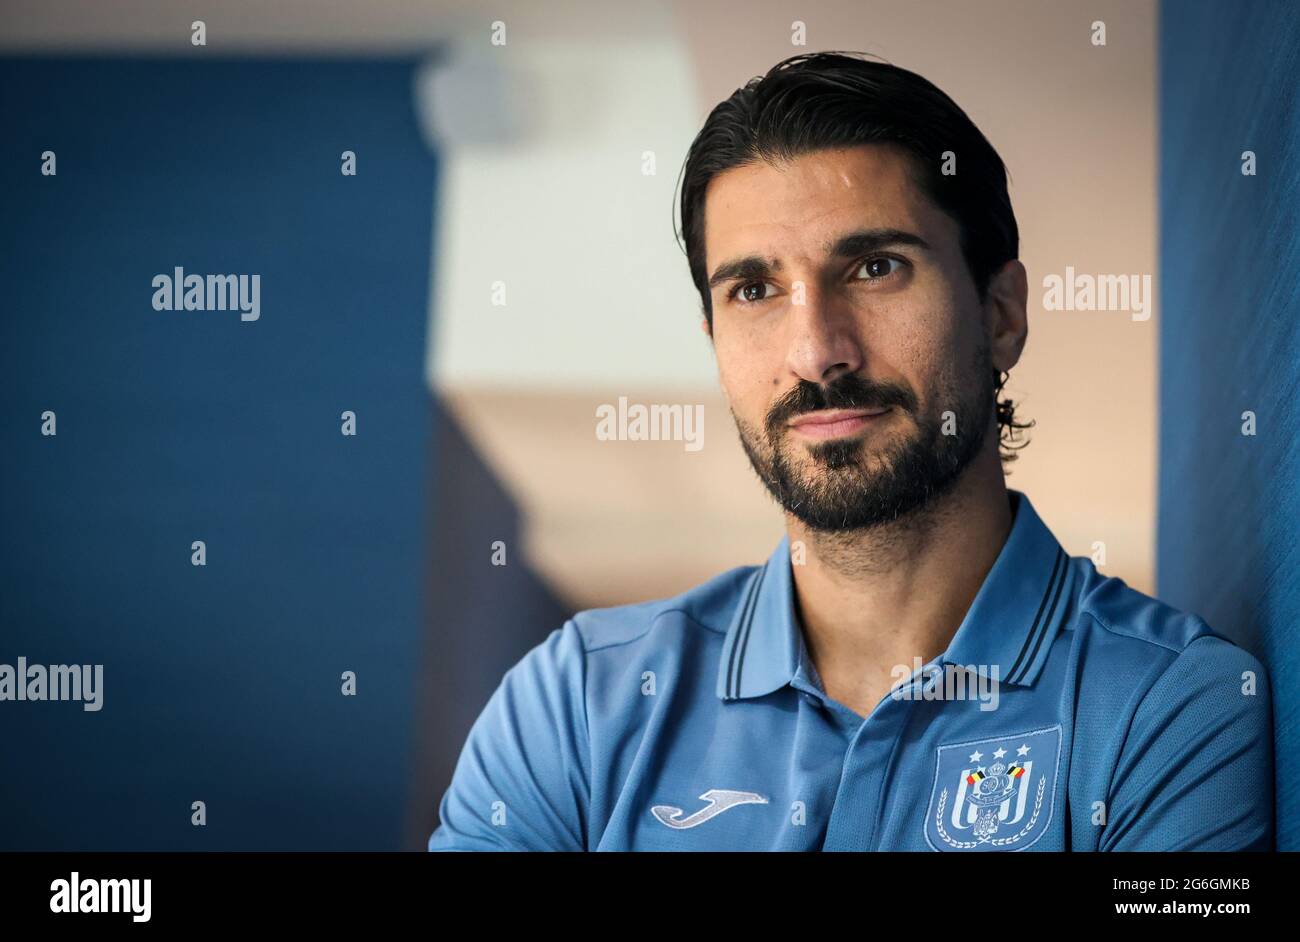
[766,374,917,434]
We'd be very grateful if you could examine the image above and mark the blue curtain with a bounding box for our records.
[1158,1,1300,851]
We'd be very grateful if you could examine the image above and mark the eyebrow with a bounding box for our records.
[707,228,931,291]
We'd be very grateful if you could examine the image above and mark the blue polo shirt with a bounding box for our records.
[428,489,1274,851]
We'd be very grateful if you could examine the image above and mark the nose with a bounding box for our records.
[783,283,864,386]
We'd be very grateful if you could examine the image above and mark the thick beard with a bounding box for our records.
[733,347,995,533]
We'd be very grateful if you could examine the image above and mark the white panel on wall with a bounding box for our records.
[418,36,714,392]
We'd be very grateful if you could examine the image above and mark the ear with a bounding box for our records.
[700,316,713,340]
[984,259,1028,373]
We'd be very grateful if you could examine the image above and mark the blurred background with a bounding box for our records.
[0,0,1295,850]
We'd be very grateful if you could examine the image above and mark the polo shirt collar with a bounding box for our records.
[715,489,1074,701]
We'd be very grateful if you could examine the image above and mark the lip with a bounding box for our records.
[787,407,892,441]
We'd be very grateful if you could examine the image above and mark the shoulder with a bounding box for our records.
[506,560,761,685]
[1069,560,1266,679]
[1069,568,1275,849]
[1061,561,1270,737]
[567,561,759,654]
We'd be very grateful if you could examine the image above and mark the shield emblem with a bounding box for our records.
[924,724,1061,852]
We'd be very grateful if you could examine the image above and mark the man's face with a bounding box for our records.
[702,145,998,532]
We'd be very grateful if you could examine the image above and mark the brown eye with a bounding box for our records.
[736,281,772,303]
[856,257,903,280]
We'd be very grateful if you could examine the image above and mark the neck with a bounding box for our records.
[787,445,1013,717]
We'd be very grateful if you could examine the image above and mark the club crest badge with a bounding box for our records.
[924,724,1061,852]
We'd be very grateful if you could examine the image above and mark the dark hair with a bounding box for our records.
[675,51,1030,463]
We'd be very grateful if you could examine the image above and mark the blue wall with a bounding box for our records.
[1158,2,1300,851]
[0,56,439,849]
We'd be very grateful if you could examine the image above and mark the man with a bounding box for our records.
[428,52,1274,851]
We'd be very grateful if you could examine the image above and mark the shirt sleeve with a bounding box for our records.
[1101,634,1274,851]
[427,620,591,851]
